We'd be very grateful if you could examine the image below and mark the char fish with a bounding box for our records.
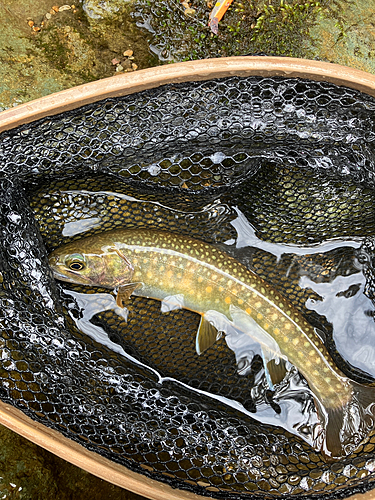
[48,228,375,459]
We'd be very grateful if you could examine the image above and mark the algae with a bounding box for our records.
[1,0,375,111]
[310,0,375,74]
[82,0,132,20]
[0,0,156,110]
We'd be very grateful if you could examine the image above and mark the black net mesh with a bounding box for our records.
[1,74,375,499]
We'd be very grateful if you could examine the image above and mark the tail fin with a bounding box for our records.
[314,381,375,460]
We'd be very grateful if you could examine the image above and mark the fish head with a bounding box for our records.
[48,237,134,289]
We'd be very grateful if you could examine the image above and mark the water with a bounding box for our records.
[37,169,375,454]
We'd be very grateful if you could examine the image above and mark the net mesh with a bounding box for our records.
[1,75,375,498]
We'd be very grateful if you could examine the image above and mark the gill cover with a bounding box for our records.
[49,241,134,289]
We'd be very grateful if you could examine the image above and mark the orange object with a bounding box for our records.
[208,0,234,33]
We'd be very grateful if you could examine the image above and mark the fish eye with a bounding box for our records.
[69,262,85,271]
[65,254,86,272]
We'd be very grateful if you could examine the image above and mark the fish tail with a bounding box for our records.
[316,380,375,460]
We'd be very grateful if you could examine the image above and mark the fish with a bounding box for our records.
[48,228,375,460]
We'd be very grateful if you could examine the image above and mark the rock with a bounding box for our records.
[82,0,132,20]
[122,58,132,69]
[184,7,196,16]
[123,49,133,57]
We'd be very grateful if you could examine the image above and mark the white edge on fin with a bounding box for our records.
[114,304,129,321]
[261,348,276,390]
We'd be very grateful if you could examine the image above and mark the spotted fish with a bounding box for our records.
[48,228,375,460]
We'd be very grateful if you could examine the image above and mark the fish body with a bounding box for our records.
[49,228,375,459]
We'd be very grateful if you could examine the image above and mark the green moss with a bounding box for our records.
[231,0,344,56]
[132,0,344,61]
[35,10,99,83]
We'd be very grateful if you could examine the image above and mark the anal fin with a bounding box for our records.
[266,358,288,387]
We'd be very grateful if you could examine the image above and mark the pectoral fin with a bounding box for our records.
[116,282,142,308]
[161,294,184,313]
[196,315,219,355]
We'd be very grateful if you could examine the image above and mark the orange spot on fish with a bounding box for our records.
[206,286,212,293]
[225,296,231,304]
